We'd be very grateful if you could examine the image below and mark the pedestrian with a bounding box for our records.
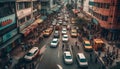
[71,45,73,50]
[7,53,10,59]
[62,44,64,50]
[75,41,77,46]
[90,53,92,60]
[32,63,34,68]
[98,51,101,56]
[95,56,98,63]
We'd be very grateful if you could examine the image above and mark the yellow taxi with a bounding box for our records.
[83,40,93,51]
[43,28,53,37]
[71,29,78,37]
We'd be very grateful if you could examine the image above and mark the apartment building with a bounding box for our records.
[89,0,120,41]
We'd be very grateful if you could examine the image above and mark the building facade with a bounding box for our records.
[89,0,120,41]
[0,0,21,57]
[0,0,41,57]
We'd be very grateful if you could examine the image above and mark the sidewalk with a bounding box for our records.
[2,32,44,69]
[95,38,120,69]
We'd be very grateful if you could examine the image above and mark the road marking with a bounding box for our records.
[57,64,63,69]
[58,50,60,58]
[40,55,44,61]
[40,45,46,54]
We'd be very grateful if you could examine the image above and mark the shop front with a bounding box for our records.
[0,29,22,56]
[20,18,43,37]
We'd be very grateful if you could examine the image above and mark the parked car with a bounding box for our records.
[50,38,59,47]
[76,53,88,67]
[62,35,69,42]
[63,51,73,64]
[24,47,40,61]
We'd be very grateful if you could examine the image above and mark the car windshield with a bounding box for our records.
[65,55,72,59]
[52,40,57,43]
[64,36,68,38]
[85,43,90,46]
[26,52,34,56]
[80,59,86,62]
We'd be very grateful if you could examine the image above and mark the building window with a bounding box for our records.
[117,16,120,23]
[26,15,31,20]
[117,4,120,10]
[19,2,24,10]
[24,2,31,8]
[105,3,110,9]
[0,2,15,18]
[104,16,108,21]
[19,17,25,26]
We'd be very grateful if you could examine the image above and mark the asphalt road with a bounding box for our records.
[35,26,102,69]
[17,8,103,69]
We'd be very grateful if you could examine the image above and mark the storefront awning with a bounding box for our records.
[20,18,44,36]
[0,34,22,50]
[41,16,47,20]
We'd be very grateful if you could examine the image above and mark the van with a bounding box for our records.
[76,53,88,67]
[43,28,53,37]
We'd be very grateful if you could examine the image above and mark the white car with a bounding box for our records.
[24,47,40,61]
[76,53,88,67]
[63,51,73,64]
[63,22,67,26]
[50,38,59,47]
[58,20,62,24]
[62,35,69,42]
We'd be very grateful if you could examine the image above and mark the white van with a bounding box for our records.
[76,53,88,67]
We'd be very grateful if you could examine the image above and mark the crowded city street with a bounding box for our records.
[14,7,105,69]
[0,0,120,69]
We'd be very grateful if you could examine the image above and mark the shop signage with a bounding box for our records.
[3,28,18,42]
[17,8,32,19]
[0,14,16,30]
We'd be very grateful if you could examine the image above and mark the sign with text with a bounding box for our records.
[0,14,16,30]
[17,8,32,19]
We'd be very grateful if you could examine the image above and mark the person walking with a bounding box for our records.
[75,41,77,46]
[90,53,92,61]
[62,44,64,50]
[95,56,98,63]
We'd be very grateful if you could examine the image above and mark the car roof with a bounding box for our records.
[77,53,85,59]
[63,35,68,37]
[64,51,71,56]
[55,31,58,33]
[84,40,90,44]
[29,47,38,53]
[53,38,58,41]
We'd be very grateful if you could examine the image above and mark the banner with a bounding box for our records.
[0,14,16,30]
